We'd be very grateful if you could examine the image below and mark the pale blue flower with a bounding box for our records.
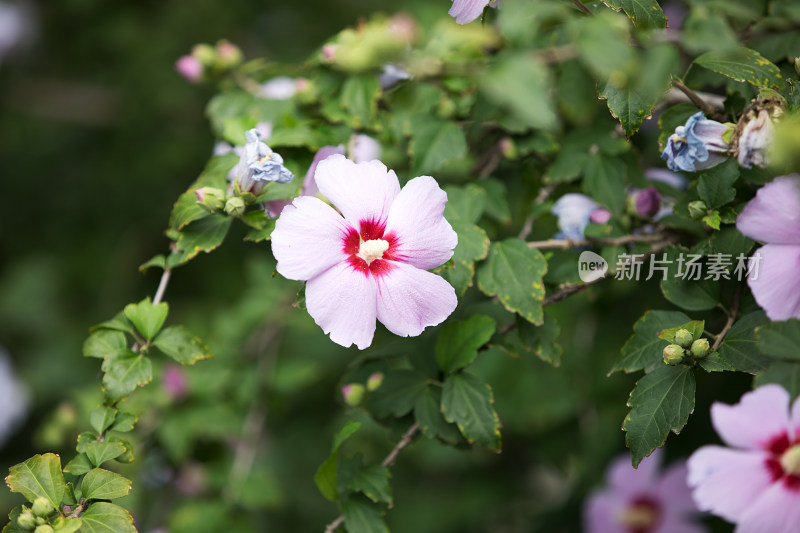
[234,128,293,194]
[552,193,601,241]
[661,112,730,172]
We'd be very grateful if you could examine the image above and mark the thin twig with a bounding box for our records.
[519,183,557,240]
[324,423,420,533]
[152,266,172,305]
[712,285,741,351]
[672,80,727,121]
[527,232,667,250]
[570,0,593,16]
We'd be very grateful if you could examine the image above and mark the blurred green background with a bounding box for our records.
[0,1,747,531]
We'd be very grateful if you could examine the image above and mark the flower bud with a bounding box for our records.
[687,201,707,219]
[233,129,294,194]
[663,344,685,366]
[634,187,662,218]
[673,329,694,349]
[33,526,53,533]
[341,384,365,407]
[690,338,710,359]
[795,57,800,77]
[589,208,612,225]
[175,55,203,83]
[31,498,53,517]
[224,197,246,217]
[17,508,36,529]
[366,372,384,391]
[195,187,225,212]
[215,40,243,69]
[191,43,217,66]
[499,137,517,159]
[736,109,775,169]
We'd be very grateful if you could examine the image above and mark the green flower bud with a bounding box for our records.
[663,344,685,366]
[690,338,710,359]
[341,384,365,407]
[31,497,53,517]
[33,525,54,533]
[224,197,246,217]
[795,57,800,78]
[215,40,243,69]
[191,44,217,67]
[366,372,384,392]
[673,329,694,349]
[195,187,226,212]
[17,508,36,530]
[688,201,708,220]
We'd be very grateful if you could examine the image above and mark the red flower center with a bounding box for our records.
[343,218,401,277]
[764,433,800,491]
[618,496,661,533]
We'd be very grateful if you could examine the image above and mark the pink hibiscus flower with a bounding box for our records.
[585,449,705,533]
[736,174,800,320]
[270,155,458,349]
[449,0,493,24]
[687,385,800,532]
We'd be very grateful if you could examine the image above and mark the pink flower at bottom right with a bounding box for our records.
[687,384,800,532]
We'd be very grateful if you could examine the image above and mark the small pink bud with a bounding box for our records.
[322,44,338,62]
[366,372,384,391]
[195,188,205,202]
[341,383,365,407]
[295,78,310,92]
[589,208,612,225]
[175,55,203,82]
[634,187,662,218]
[163,364,188,400]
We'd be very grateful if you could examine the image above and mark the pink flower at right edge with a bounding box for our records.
[270,155,458,350]
[584,449,706,533]
[736,174,800,320]
[687,385,800,532]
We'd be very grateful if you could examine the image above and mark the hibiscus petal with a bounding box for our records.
[314,154,400,230]
[736,175,800,244]
[792,395,800,442]
[583,491,625,533]
[687,446,774,522]
[305,262,378,350]
[711,384,792,450]
[607,450,662,496]
[375,262,457,338]
[271,196,353,281]
[653,517,707,533]
[736,481,800,533]
[383,176,458,270]
[746,244,800,321]
[448,0,490,24]
[653,462,697,514]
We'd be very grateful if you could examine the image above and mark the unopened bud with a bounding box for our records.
[175,55,203,83]
[191,43,217,66]
[688,201,707,219]
[589,208,612,225]
[663,344,685,366]
[33,526,53,533]
[341,384,365,407]
[634,187,662,218]
[674,329,694,349]
[195,187,225,212]
[224,197,246,217]
[216,40,243,68]
[795,57,800,77]
[17,508,36,529]
[31,498,53,517]
[690,338,710,359]
[366,372,384,391]
[321,44,338,62]
[499,137,517,159]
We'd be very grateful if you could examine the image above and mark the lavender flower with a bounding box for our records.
[661,112,731,172]
[233,128,293,194]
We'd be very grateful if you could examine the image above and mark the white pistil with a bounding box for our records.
[356,239,389,265]
[781,444,800,476]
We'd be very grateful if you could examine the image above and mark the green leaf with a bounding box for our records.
[80,469,131,500]
[76,432,98,454]
[340,74,381,129]
[341,495,389,533]
[481,52,557,130]
[475,179,511,224]
[442,372,501,452]
[366,370,428,418]
[601,0,667,29]
[718,311,771,373]
[477,239,548,325]
[694,47,784,89]
[659,246,721,311]
[514,312,563,366]
[755,361,800,400]
[83,331,129,360]
[623,365,696,467]
[697,160,739,209]
[435,315,496,374]
[153,326,213,365]
[123,298,168,342]
[110,412,137,433]
[2,507,26,533]
[89,407,117,435]
[90,312,135,335]
[174,214,233,264]
[612,310,692,374]
[79,503,136,533]
[138,254,166,274]
[698,351,736,372]
[169,190,212,232]
[242,213,277,243]
[755,319,800,361]
[583,154,627,214]
[314,422,361,502]
[5,454,65,509]
[408,117,467,175]
[414,385,463,445]
[84,442,125,467]
[349,464,392,505]
[657,320,705,343]
[441,185,490,296]
[63,454,93,476]
[52,517,82,533]
[101,352,153,402]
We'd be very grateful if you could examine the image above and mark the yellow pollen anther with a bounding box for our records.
[356,239,389,265]
[618,504,657,530]
[781,444,800,476]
